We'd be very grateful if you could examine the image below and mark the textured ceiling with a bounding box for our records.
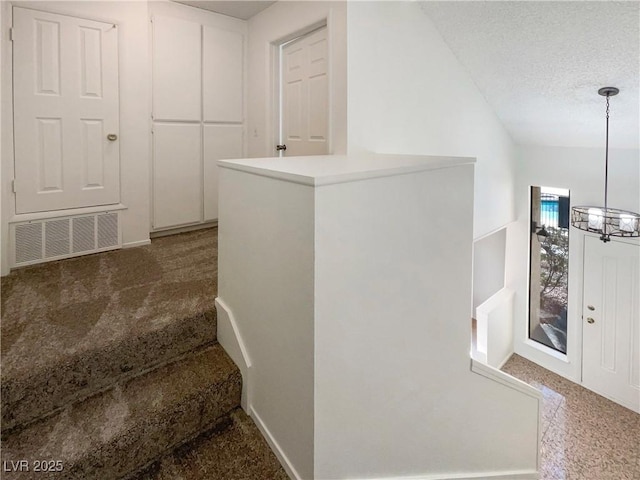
[173,1,276,20]
[420,1,640,149]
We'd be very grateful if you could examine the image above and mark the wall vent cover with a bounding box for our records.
[45,219,71,258]
[97,213,119,249]
[12,210,121,267]
[72,216,96,253]
[15,222,43,264]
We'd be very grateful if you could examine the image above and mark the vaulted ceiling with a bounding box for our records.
[420,1,640,149]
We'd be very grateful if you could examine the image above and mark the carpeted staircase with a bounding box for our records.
[1,228,288,479]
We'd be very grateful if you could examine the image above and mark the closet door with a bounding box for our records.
[152,15,202,229]
[151,12,245,230]
[204,125,243,221]
[152,16,201,121]
[202,26,244,222]
[203,27,243,123]
[153,124,201,229]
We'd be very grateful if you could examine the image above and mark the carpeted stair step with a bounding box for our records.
[1,229,218,431]
[132,408,288,480]
[1,344,241,480]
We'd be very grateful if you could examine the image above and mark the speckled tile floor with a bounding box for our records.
[502,354,640,480]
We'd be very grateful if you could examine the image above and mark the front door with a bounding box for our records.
[279,26,328,156]
[583,235,640,412]
[13,7,120,214]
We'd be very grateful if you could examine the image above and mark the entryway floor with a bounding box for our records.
[502,354,640,480]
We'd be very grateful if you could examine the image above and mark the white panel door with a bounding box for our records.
[203,125,243,222]
[281,27,328,156]
[153,124,201,229]
[13,7,120,214]
[152,16,201,121]
[583,236,640,413]
[203,26,243,123]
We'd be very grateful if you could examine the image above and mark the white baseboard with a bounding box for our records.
[122,239,151,249]
[215,297,252,411]
[150,221,217,237]
[249,407,302,480]
[496,352,513,370]
[471,359,542,401]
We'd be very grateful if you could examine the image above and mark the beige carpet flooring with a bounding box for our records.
[2,228,219,429]
[1,228,287,479]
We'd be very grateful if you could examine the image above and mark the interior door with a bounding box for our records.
[583,235,640,413]
[13,7,120,214]
[280,27,328,156]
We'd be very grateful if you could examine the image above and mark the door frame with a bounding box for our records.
[270,19,327,158]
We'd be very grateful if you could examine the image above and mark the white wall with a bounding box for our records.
[473,228,507,313]
[1,0,13,275]
[347,1,516,241]
[0,1,4,276]
[217,153,541,479]
[1,1,151,274]
[313,162,539,480]
[247,1,346,158]
[510,145,640,381]
[218,167,316,480]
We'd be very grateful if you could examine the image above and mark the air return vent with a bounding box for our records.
[15,222,43,264]
[72,216,95,253]
[97,213,118,249]
[45,219,71,258]
[11,210,121,267]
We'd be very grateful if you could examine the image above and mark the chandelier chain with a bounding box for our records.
[604,92,610,222]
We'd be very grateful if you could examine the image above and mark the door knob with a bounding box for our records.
[587,305,595,311]
[276,144,287,151]
[587,317,595,324]
[107,134,118,141]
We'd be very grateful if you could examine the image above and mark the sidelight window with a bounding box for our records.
[529,186,570,354]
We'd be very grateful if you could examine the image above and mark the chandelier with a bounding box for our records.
[570,87,640,243]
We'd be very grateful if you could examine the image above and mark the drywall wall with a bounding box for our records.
[476,288,515,368]
[0,1,4,276]
[1,0,151,274]
[313,161,538,480]
[509,145,640,381]
[217,166,315,480]
[247,1,346,158]
[473,228,507,313]
[218,153,540,479]
[1,0,12,274]
[347,1,516,240]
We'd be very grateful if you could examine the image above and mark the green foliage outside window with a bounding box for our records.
[539,226,569,316]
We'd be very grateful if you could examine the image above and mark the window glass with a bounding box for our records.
[529,186,570,354]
